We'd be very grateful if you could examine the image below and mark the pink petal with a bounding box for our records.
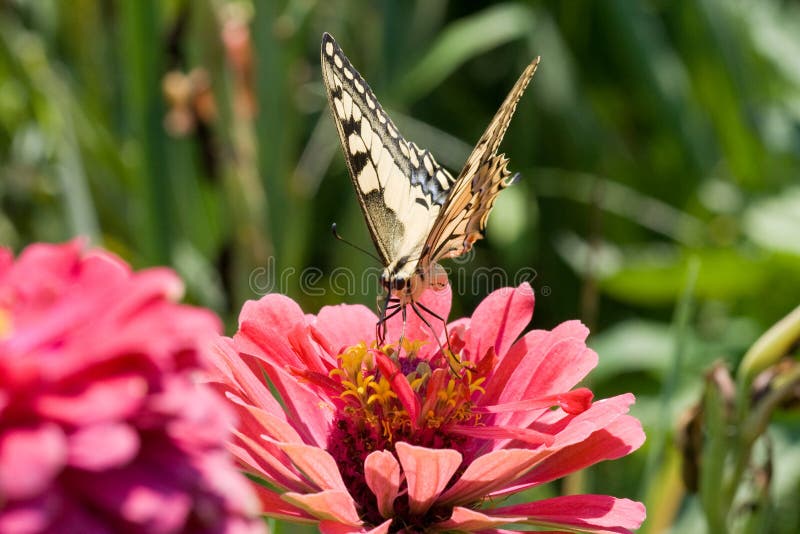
[239,352,333,449]
[3,240,83,296]
[94,267,187,327]
[466,283,534,360]
[483,321,592,408]
[488,328,599,432]
[492,494,646,534]
[278,442,348,492]
[438,448,539,506]
[288,322,331,374]
[122,485,191,533]
[498,415,645,496]
[229,429,312,493]
[282,490,361,526]
[319,518,393,534]
[478,388,594,416]
[502,336,591,410]
[35,374,148,426]
[235,294,309,370]
[448,424,553,446]
[364,450,401,518]
[0,424,67,500]
[546,394,636,450]
[375,353,420,428]
[4,282,116,362]
[207,338,288,424]
[252,485,317,523]
[0,246,11,273]
[395,442,462,515]
[67,422,139,471]
[479,329,548,406]
[238,293,308,336]
[229,394,304,444]
[193,450,262,517]
[436,506,526,531]
[155,379,234,448]
[314,304,377,354]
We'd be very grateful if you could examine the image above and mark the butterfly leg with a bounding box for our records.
[414,300,458,371]
[409,300,450,360]
[376,291,390,342]
[414,300,451,350]
[398,304,407,354]
[376,296,401,345]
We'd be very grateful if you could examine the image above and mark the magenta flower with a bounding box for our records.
[209,283,646,533]
[0,241,266,534]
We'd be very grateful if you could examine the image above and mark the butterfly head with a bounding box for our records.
[381,255,422,304]
[381,258,448,305]
[381,270,406,291]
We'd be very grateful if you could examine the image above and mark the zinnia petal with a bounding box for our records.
[67,422,139,471]
[283,489,362,525]
[0,241,265,532]
[34,374,148,426]
[439,448,540,505]
[435,506,527,531]
[395,442,462,515]
[465,282,535,360]
[278,442,349,492]
[491,494,646,533]
[364,450,401,518]
[314,303,377,354]
[0,424,67,500]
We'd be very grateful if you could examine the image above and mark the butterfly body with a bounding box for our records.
[321,33,538,336]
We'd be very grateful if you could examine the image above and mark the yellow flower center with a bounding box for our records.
[329,340,485,446]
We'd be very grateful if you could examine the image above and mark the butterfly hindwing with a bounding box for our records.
[423,57,540,264]
[320,33,455,265]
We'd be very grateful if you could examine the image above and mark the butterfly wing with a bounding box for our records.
[422,57,540,264]
[321,33,456,265]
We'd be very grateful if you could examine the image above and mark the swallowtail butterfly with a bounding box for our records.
[321,32,539,341]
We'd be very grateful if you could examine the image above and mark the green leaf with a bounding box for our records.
[397,3,538,101]
[599,248,769,306]
[744,187,800,256]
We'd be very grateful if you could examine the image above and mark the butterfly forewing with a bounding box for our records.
[423,57,540,264]
[320,33,456,266]
[321,31,539,324]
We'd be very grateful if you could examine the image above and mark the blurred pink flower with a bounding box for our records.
[0,241,266,534]
[209,283,646,533]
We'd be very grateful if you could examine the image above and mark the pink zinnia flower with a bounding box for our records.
[209,283,646,533]
[0,241,266,534]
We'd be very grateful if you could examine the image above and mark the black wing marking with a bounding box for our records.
[321,33,455,263]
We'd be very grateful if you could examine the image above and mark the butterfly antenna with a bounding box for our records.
[331,223,382,264]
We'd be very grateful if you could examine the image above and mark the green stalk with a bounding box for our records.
[120,0,171,265]
[641,257,699,493]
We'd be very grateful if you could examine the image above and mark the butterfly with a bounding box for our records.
[321,32,539,342]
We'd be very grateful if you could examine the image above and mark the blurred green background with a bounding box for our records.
[1,0,799,532]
